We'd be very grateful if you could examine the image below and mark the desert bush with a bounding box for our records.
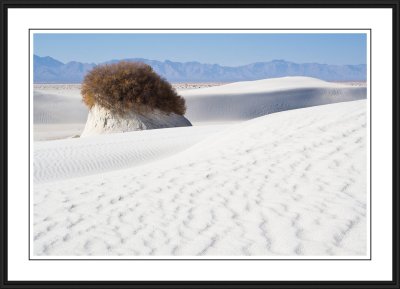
[81,62,186,115]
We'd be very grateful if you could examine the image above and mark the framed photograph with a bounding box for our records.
[1,0,399,288]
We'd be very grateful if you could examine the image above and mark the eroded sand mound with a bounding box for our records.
[81,104,192,137]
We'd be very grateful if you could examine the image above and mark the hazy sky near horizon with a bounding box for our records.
[34,33,367,66]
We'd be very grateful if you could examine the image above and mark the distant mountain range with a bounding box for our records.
[33,55,367,83]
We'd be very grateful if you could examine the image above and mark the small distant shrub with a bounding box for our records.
[81,62,186,115]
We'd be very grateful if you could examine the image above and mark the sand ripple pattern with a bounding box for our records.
[34,100,367,256]
[34,125,228,183]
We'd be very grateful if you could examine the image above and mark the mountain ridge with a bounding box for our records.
[33,55,367,83]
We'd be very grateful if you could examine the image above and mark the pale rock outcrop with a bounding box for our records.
[81,104,191,137]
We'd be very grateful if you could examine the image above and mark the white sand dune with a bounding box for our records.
[34,124,229,184]
[34,123,84,141]
[34,90,88,124]
[33,88,87,141]
[182,76,366,122]
[33,77,366,140]
[34,100,367,257]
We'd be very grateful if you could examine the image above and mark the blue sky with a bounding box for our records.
[34,33,366,66]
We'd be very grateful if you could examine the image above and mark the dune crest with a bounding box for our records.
[182,76,366,122]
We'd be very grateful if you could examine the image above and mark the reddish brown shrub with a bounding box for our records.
[81,62,186,115]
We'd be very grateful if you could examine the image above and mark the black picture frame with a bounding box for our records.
[0,0,399,288]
